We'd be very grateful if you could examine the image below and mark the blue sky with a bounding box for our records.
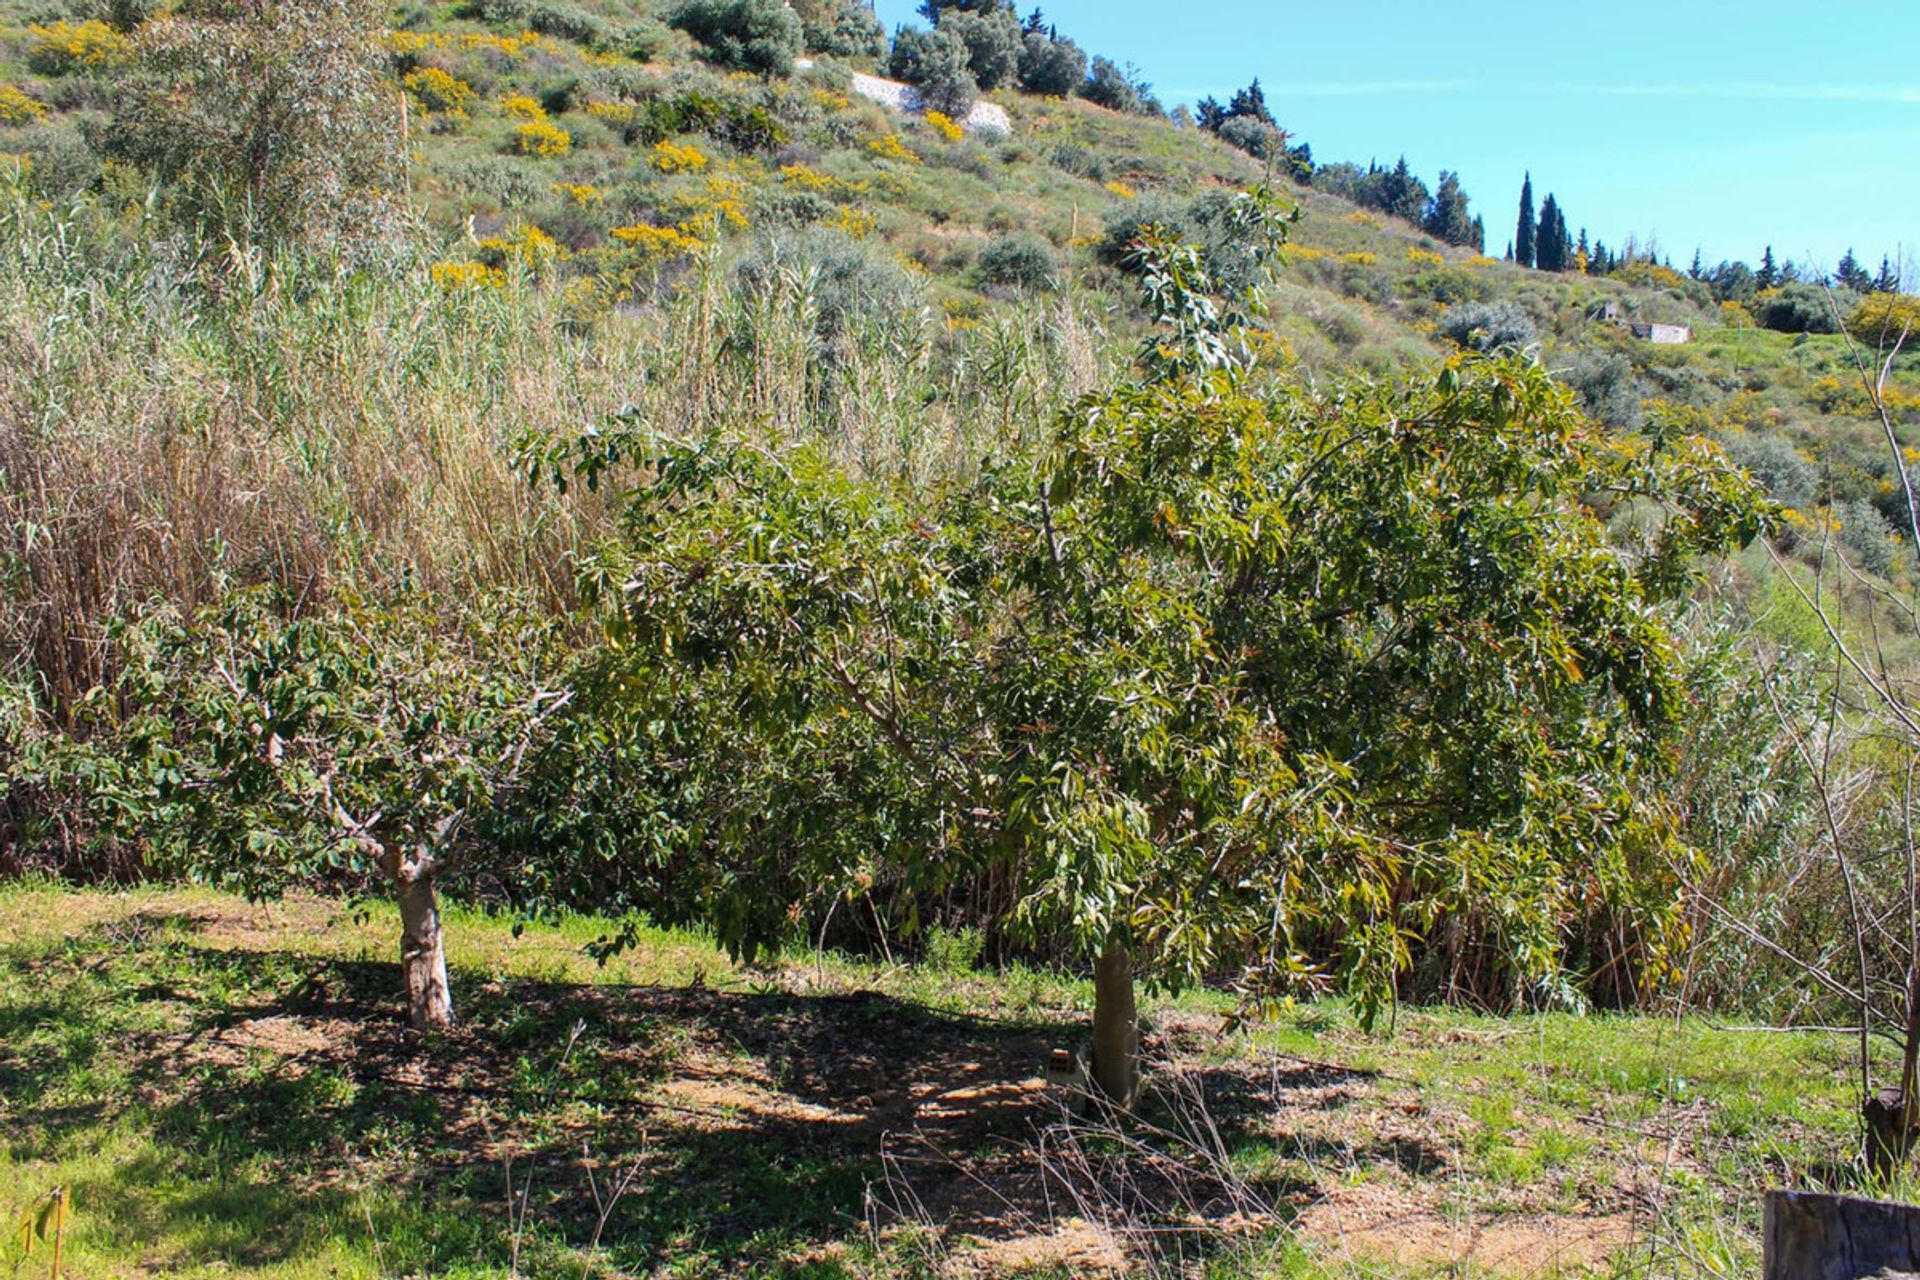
[871,0,1918,274]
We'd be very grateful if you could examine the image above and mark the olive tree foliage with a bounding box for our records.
[936,6,1021,90]
[58,590,577,1030]
[1016,29,1085,97]
[670,0,805,77]
[524,189,1769,1107]
[789,0,884,60]
[89,0,404,251]
[888,25,978,117]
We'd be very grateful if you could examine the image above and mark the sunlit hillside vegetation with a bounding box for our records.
[5,0,1920,1276]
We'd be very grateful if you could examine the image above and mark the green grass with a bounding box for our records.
[1,880,1906,1279]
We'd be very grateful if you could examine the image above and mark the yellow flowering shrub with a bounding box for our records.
[1613,260,1690,290]
[552,182,603,207]
[27,20,127,75]
[1719,299,1755,328]
[1340,251,1379,266]
[1342,210,1382,228]
[1851,291,1920,338]
[1464,254,1500,268]
[431,260,505,289]
[500,94,549,122]
[834,206,876,239]
[585,101,637,123]
[651,140,709,173]
[780,162,834,191]
[514,120,572,156]
[668,171,751,234]
[1406,248,1445,266]
[477,224,562,270]
[1104,180,1138,200]
[923,111,964,143]
[811,88,851,110]
[0,84,46,125]
[403,67,475,118]
[611,222,706,261]
[867,134,918,164]
[1287,245,1328,261]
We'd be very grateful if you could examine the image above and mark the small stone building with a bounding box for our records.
[1627,322,1693,344]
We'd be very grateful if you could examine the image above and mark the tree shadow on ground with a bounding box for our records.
[3,911,1427,1275]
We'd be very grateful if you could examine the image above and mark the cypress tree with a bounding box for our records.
[1756,247,1778,290]
[1536,194,1567,272]
[1688,249,1704,280]
[1515,172,1536,269]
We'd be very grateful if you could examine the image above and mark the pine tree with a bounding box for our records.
[1423,170,1475,247]
[1470,214,1485,254]
[1837,248,1872,292]
[1226,78,1274,127]
[1756,247,1778,290]
[1874,255,1902,294]
[1514,173,1536,269]
[1688,249,1704,280]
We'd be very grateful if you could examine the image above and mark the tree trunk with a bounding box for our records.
[396,856,453,1031]
[1090,942,1140,1108]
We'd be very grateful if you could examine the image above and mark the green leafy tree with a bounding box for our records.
[670,0,805,77]
[69,591,576,1029]
[531,191,1767,1107]
[1514,172,1536,269]
[938,6,1021,90]
[889,24,979,116]
[791,0,884,59]
[90,0,403,251]
[1016,29,1085,96]
[1081,56,1146,114]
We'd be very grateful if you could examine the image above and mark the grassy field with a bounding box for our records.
[0,879,1893,1279]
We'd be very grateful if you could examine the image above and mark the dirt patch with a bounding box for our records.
[1300,1183,1636,1276]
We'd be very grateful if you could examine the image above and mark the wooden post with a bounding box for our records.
[1765,1189,1920,1280]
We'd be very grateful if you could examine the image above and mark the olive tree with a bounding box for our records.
[90,0,403,250]
[671,0,805,77]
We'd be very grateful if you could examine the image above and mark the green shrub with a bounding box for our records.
[922,925,985,974]
[735,225,926,348]
[671,0,803,77]
[1438,301,1536,352]
[461,0,530,24]
[1755,283,1849,335]
[1564,351,1646,430]
[976,232,1057,292]
[528,3,612,49]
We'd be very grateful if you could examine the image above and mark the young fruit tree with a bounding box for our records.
[75,589,573,1029]
[531,195,1769,1103]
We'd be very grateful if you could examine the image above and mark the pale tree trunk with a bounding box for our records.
[1090,942,1140,1108]
[395,848,453,1031]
